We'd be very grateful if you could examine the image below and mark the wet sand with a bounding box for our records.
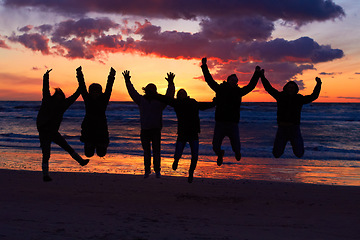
[1,169,359,240]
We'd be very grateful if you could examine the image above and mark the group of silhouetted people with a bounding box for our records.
[37,58,322,183]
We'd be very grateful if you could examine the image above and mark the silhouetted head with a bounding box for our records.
[143,83,157,96]
[283,81,299,95]
[89,83,103,98]
[176,89,188,100]
[52,88,65,101]
[227,74,238,87]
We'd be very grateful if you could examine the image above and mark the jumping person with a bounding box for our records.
[201,58,261,166]
[157,89,215,183]
[260,69,322,158]
[123,70,175,178]
[76,66,116,158]
[37,69,89,182]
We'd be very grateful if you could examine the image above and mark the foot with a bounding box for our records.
[188,171,194,183]
[172,159,179,171]
[235,152,241,161]
[217,150,225,166]
[80,159,90,166]
[155,172,161,178]
[43,175,52,182]
[144,171,151,178]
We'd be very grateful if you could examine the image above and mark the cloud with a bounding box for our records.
[337,96,360,100]
[1,1,346,90]
[319,72,342,75]
[8,33,50,54]
[51,18,119,41]
[0,39,10,49]
[3,0,345,24]
[18,25,33,32]
[200,16,274,41]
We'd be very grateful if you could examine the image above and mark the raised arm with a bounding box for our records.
[65,87,81,109]
[123,70,142,105]
[240,66,261,96]
[302,77,322,104]
[76,66,88,99]
[42,69,52,99]
[165,72,175,98]
[260,69,280,100]
[104,67,116,100]
[201,58,220,92]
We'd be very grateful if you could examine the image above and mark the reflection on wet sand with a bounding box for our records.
[1,151,360,186]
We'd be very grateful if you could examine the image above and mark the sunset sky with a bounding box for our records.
[0,0,359,102]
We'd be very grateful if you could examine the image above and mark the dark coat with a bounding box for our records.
[201,64,259,123]
[261,76,322,125]
[77,73,115,144]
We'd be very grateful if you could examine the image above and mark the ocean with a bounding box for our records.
[0,101,359,185]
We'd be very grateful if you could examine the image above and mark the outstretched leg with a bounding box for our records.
[52,132,89,166]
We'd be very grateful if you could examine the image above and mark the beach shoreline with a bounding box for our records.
[1,169,359,239]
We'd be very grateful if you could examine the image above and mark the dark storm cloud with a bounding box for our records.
[3,0,345,24]
[51,18,119,41]
[199,16,274,41]
[131,22,344,64]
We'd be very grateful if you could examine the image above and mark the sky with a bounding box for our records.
[0,0,359,102]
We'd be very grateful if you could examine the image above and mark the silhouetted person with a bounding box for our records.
[157,89,215,183]
[201,58,261,166]
[37,69,89,182]
[260,69,322,158]
[76,66,116,158]
[123,70,175,178]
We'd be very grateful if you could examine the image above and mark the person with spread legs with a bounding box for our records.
[37,69,89,182]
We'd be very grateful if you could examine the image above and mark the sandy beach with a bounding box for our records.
[1,169,359,240]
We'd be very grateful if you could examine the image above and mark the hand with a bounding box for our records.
[122,70,131,81]
[212,97,217,103]
[202,57,207,65]
[315,77,322,84]
[110,67,116,77]
[165,72,175,83]
[44,69,52,77]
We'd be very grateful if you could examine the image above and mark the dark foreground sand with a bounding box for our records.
[1,169,359,240]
